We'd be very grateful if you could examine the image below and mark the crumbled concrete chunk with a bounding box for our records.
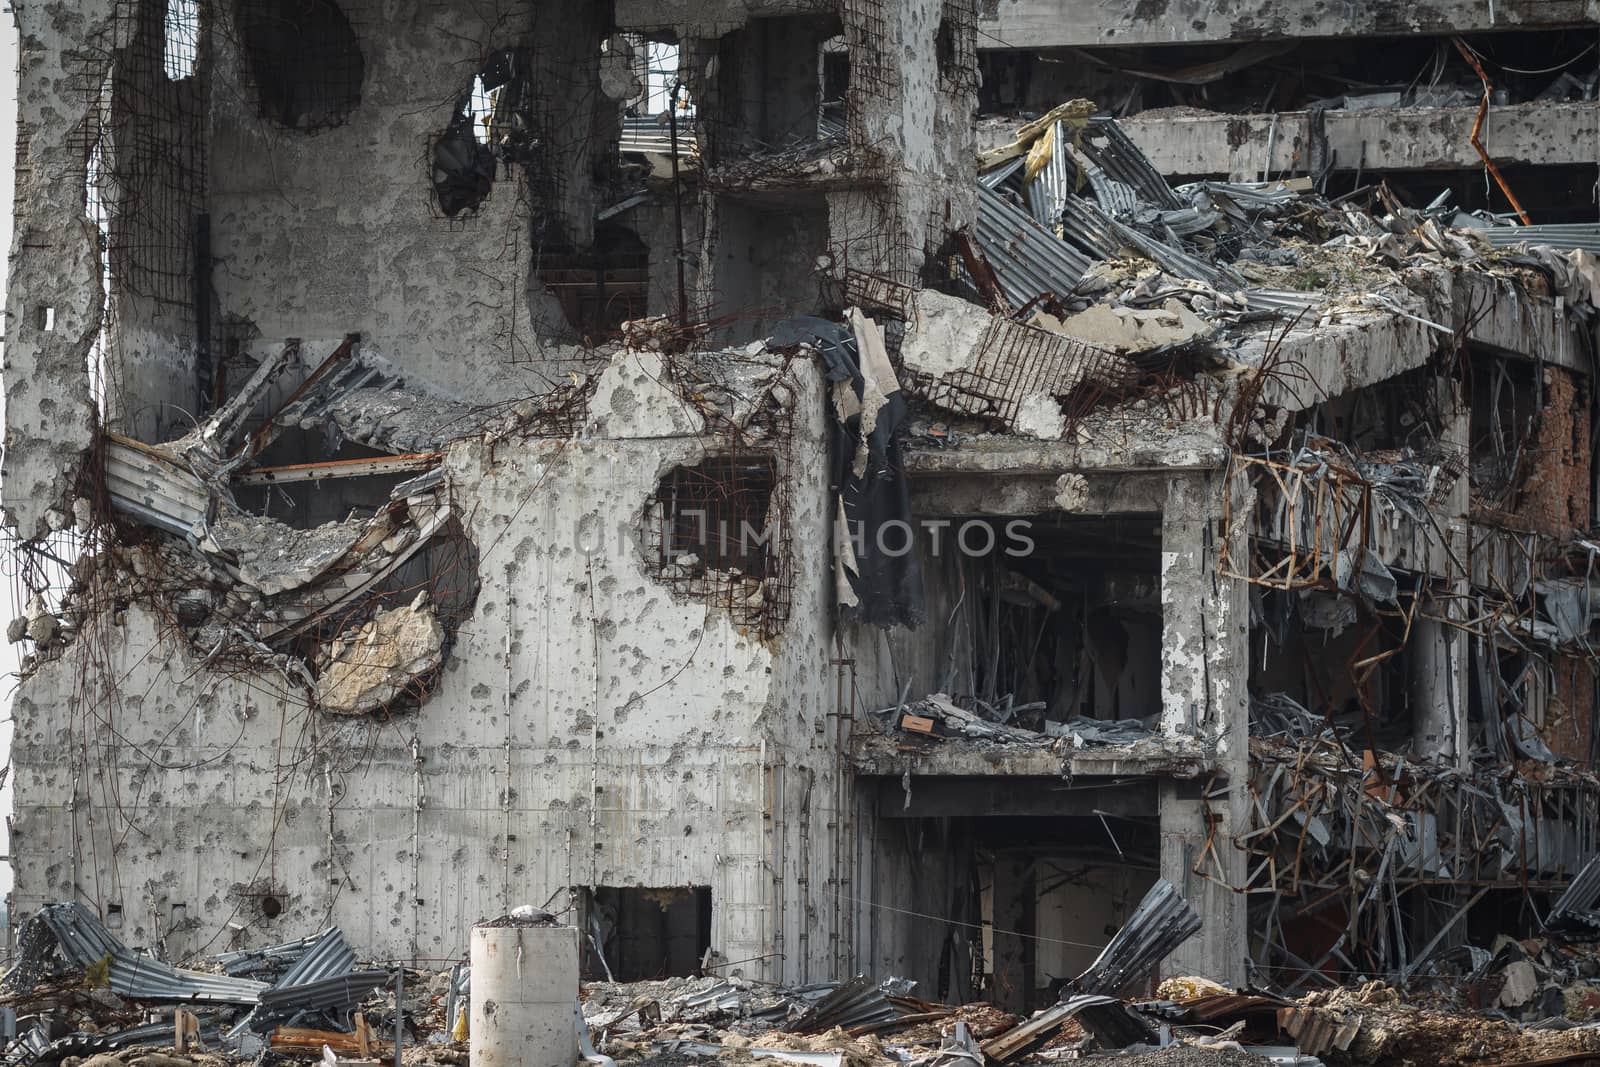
[315,593,446,716]
[901,289,989,378]
[1054,472,1090,510]
[1014,393,1065,440]
[1033,298,1210,354]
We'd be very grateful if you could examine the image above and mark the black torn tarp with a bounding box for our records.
[771,314,925,629]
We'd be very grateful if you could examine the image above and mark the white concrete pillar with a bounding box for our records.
[1410,613,1468,767]
[1158,470,1250,985]
[1159,474,1215,736]
[470,924,579,1067]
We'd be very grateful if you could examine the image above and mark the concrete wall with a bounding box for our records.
[1120,102,1600,180]
[9,351,844,979]
[2,1,114,539]
[977,0,1599,50]
[204,0,577,400]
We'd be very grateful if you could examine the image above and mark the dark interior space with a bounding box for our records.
[585,886,713,982]
[537,223,650,340]
[1250,580,1420,751]
[924,514,1162,727]
[866,799,1159,1013]
[978,29,1598,118]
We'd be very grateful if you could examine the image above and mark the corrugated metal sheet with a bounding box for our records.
[215,933,325,978]
[1073,879,1202,997]
[235,927,390,1033]
[1545,854,1600,936]
[1026,121,1080,225]
[255,971,393,1020]
[104,435,210,537]
[1476,223,1600,253]
[1080,117,1183,210]
[9,903,267,1005]
[975,184,1095,306]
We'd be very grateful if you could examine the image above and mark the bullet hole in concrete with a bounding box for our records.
[235,0,364,130]
[260,894,283,917]
[432,48,534,218]
[583,886,711,981]
[163,0,201,81]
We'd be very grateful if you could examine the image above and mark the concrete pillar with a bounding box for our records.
[1158,471,1250,985]
[1159,474,1212,737]
[470,924,579,1067]
[1159,782,1246,984]
[990,852,1035,1014]
[1410,613,1468,767]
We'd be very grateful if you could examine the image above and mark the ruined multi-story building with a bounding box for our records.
[5,0,1600,1015]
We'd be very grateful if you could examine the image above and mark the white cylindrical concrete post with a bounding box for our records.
[470,923,580,1067]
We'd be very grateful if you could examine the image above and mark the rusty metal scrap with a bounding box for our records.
[1224,734,1600,990]
[917,314,1136,426]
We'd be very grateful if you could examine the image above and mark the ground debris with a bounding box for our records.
[1302,982,1600,1066]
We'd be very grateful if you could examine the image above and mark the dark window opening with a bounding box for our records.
[584,887,712,982]
[653,455,778,578]
[644,453,789,635]
[1250,577,1420,751]
[703,15,841,162]
[860,805,1158,1010]
[236,0,364,130]
[536,224,648,340]
[917,514,1162,729]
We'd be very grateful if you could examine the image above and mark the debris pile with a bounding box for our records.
[870,692,1158,750]
[17,888,1600,1067]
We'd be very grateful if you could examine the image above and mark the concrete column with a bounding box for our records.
[1413,392,1471,769]
[470,924,579,1067]
[1159,474,1212,736]
[1158,471,1250,984]
[1159,782,1247,984]
[990,852,1035,1014]
[1410,613,1469,767]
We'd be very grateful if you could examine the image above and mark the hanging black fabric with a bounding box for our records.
[771,315,924,629]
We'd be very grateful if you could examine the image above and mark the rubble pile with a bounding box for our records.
[19,889,1600,1067]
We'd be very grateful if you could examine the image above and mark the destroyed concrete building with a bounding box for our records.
[5,0,1600,1021]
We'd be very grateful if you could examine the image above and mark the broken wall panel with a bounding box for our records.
[10,348,844,977]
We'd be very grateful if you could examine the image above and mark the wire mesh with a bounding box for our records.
[643,452,793,638]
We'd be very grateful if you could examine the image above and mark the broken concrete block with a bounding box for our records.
[1498,960,1540,1008]
[901,289,990,379]
[1014,393,1065,440]
[1033,298,1210,354]
[1054,472,1090,510]
[315,593,446,716]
